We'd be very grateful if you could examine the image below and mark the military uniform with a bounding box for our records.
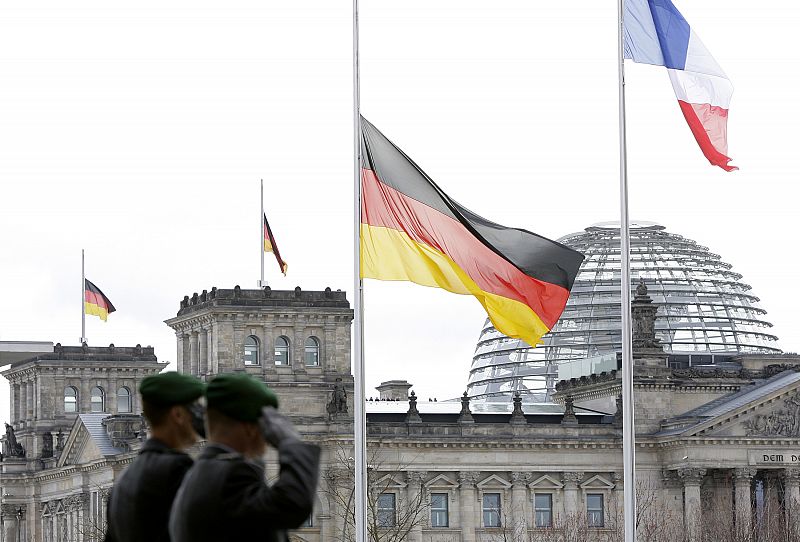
[105,439,193,542]
[104,371,205,542]
[169,440,320,542]
[169,372,321,542]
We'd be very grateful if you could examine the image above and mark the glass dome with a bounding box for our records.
[467,221,781,403]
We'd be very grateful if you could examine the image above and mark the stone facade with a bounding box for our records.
[5,286,800,541]
[0,344,164,541]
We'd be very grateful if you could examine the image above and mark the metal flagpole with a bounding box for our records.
[616,0,637,539]
[260,179,266,288]
[81,249,86,344]
[352,0,368,539]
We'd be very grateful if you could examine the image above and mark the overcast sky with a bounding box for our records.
[1,1,798,423]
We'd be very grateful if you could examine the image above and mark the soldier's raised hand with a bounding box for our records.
[259,406,301,447]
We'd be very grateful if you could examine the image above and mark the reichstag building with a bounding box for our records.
[2,221,799,541]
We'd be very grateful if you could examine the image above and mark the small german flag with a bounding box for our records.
[360,117,584,347]
[264,213,288,276]
[85,279,116,321]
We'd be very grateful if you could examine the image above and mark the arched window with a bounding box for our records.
[305,337,320,366]
[274,336,290,366]
[90,386,105,413]
[64,386,78,413]
[244,335,260,366]
[117,387,131,413]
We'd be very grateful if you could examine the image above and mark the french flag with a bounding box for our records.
[624,0,737,171]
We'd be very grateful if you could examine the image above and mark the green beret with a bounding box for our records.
[206,373,279,422]
[140,372,205,406]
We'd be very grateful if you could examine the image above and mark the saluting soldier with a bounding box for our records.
[105,372,206,542]
[169,373,320,542]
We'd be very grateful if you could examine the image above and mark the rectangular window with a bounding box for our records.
[587,493,604,527]
[534,493,553,528]
[377,493,396,528]
[90,491,99,523]
[482,493,501,528]
[430,493,449,528]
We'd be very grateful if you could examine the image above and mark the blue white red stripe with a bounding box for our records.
[624,0,737,171]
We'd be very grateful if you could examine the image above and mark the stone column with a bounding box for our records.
[110,372,119,414]
[458,472,479,542]
[612,472,624,527]
[678,468,706,541]
[294,324,307,374]
[562,472,583,518]
[80,371,91,412]
[18,381,27,424]
[33,376,39,420]
[406,471,427,542]
[733,467,756,534]
[176,332,186,373]
[511,472,530,539]
[206,327,214,375]
[26,379,34,421]
[323,468,350,541]
[1,504,22,542]
[324,322,336,373]
[784,468,800,532]
[189,331,200,377]
[199,328,209,377]
[10,382,18,423]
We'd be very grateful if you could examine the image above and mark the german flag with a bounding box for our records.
[85,279,116,321]
[264,213,288,276]
[360,117,584,346]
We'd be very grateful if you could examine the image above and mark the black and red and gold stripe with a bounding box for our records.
[360,117,584,346]
[264,213,288,275]
[85,279,116,322]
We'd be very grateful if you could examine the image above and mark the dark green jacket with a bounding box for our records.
[168,441,320,542]
[105,438,193,542]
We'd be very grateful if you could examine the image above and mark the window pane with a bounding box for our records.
[304,337,320,366]
[431,493,449,528]
[90,387,104,413]
[244,335,260,365]
[483,493,501,528]
[117,387,131,413]
[587,494,604,527]
[64,387,77,413]
[534,494,552,528]
[274,337,289,365]
[377,493,396,528]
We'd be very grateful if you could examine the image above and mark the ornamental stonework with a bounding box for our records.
[744,392,800,437]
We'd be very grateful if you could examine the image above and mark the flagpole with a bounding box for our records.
[81,249,86,345]
[617,0,637,539]
[260,179,266,288]
[352,0,368,540]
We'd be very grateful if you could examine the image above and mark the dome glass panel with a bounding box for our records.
[467,222,781,402]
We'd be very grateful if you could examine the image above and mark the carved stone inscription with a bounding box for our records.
[748,451,800,465]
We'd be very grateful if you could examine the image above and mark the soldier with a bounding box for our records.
[105,372,205,542]
[169,373,320,542]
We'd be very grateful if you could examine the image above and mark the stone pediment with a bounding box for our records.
[476,474,512,489]
[580,474,614,490]
[425,474,458,489]
[528,474,563,490]
[655,372,800,439]
[57,417,104,467]
[373,473,406,489]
